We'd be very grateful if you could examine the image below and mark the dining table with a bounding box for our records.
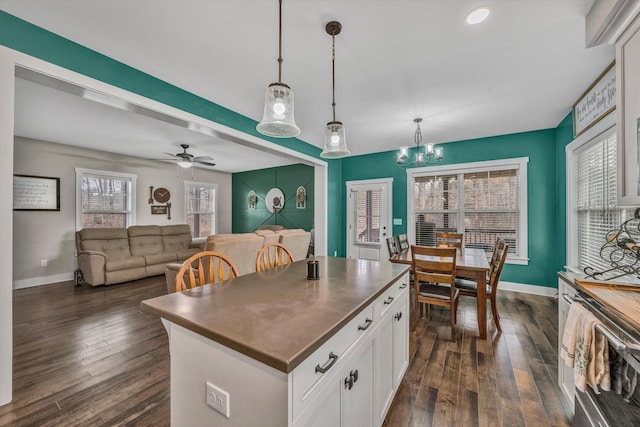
[389,246,491,339]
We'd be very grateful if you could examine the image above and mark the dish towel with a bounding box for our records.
[561,302,611,393]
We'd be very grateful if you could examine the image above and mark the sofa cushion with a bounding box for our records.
[254,230,280,244]
[205,233,264,276]
[277,229,311,261]
[128,225,162,237]
[144,252,178,266]
[163,233,192,253]
[79,228,131,259]
[177,248,201,261]
[161,224,192,236]
[105,256,145,272]
[130,234,164,256]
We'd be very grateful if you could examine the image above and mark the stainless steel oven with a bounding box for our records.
[565,291,640,427]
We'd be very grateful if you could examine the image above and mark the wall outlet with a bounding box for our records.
[206,381,230,418]
[40,259,48,267]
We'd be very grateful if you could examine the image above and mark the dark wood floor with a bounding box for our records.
[1,276,571,426]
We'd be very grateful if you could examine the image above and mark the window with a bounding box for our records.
[408,158,528,264]
[354,188,381,244]
[75,168,136,230]
[185,181,217,238]
[570,127,635,276]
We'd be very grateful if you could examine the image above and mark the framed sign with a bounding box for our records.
[617,18,640,206]
[13,174,60,211]
[151,205,168,215]
[573,61,616,137]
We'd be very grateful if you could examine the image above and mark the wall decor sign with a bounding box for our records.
[151,205,168,215]
[573,61,616,137]
[13,174,60,211]
[265,188,284,213]
[296,186,306,209]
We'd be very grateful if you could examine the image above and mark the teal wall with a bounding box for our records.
[342,129,560,287]
[232,164,314,232]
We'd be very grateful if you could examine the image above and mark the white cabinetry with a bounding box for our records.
[557,275,577,414]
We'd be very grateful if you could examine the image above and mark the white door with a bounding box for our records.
[346,178,393,261]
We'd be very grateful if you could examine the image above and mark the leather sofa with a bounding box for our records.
[164,228,312,293]
[76,224,203,286]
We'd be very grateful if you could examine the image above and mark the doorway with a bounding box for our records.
[346,178,393,261]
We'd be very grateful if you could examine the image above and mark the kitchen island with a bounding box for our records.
[141,256,410,427]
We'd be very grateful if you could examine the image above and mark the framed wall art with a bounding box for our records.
[13,174,60,211]
[573,61,616,138]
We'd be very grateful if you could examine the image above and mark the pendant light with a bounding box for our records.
[320,21,351,158]
[256,0,300,138]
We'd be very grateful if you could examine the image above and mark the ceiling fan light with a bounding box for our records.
[257,83,300,138]
[466,7,490,25]
[178,160,193,168]
[320,121,350,158]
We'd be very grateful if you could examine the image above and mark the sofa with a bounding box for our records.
[76,224,203,286]
[164,228,312,293]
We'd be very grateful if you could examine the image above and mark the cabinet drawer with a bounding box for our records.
[374,274,409,319]
[291,304,374,420]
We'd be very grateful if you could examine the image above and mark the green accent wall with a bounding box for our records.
[232,164,314,232]
[342,129,560,288]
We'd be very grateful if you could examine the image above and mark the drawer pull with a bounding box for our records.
[399,283,407,289]
[344,375,354,390]
[315,352,338,374]
[358,318,373,331]
[384,296,394,305]
[394,312,402,321]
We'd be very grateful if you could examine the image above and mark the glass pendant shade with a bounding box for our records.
[257,82,300,138]
[178,160,193,168]
[320,121,350,158]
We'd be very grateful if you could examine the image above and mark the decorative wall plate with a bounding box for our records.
[266,188,284,213]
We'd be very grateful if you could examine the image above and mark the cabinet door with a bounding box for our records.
[342,340,374,427]
[374,313,394,425]
[392,290,409,389]
[293,375,341,427]
[557,279,576,414]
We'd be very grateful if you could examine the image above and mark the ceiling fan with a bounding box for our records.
[164,144,216,168]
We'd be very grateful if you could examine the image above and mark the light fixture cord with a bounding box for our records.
[331,32,336,122]
[278,0,283,83]
[415,121,422,147]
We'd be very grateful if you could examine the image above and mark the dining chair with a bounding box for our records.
[256,242,295,272]
[455,237,509,332]
[411,245,458,338]
[397,233,410,252]
[436,232,463,249]
[386,237,399,258]
[175,251,239,292]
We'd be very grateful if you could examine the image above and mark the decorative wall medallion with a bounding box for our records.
[296,186,306,209]
[265,188,284,213]
[248,190,257,209]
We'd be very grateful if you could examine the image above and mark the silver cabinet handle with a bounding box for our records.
[358,318,373,331]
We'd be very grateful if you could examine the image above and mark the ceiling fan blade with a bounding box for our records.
[194,156,214,162]
[195,159,216,166]
[163,152,180,158]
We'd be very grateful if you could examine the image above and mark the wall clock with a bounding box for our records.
[153,187,171,203]
[265,188,284,213]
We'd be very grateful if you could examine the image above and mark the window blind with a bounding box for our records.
[186,184,216,238]
[575,132,635,274]
[354,189,381,244]
[81,175,131,228]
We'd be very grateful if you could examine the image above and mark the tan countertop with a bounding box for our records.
[141,256,410,373]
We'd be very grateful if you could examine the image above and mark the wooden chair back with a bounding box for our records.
[386,237,399,258]
[411,245,457,287]
[488,238,509,290]
[256,242,295,272]
[175,251,239,292]
[397,233,410,252]
[436,232,463,249]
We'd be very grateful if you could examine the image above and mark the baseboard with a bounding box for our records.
[499,281,557,297]
[13,272,74,289]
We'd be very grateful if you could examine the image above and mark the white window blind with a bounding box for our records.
[354,189,381,244]
[80,173,133,228]
[575,132,635,274]
[186,182,216,238]
[410,158,527,263]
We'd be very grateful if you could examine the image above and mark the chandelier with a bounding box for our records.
[397,118,443,167]
[256,0,300,138]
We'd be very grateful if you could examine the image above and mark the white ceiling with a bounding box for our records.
[3,0,615,171]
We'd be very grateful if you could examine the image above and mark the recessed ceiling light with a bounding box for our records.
[466,7,490,25]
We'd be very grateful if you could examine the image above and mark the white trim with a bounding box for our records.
[75,167,137,231]
[184,180,218,238]
[565,112,616,271]
[406,157,529,265]
[499,281,558,297]
[13,272,74,289]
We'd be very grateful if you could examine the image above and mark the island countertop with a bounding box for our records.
[141,256,410,373]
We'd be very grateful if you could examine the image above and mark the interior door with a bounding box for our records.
[346,179,393,261]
